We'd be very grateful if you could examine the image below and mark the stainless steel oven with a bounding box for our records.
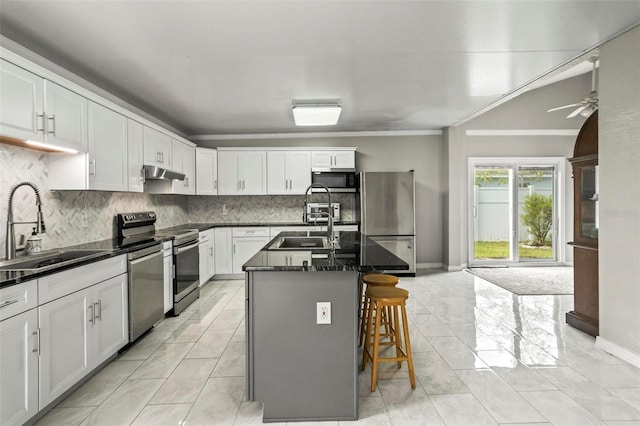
[170,230,200,315]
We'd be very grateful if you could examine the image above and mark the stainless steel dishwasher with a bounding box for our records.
[116,212,165,342]
[128,244,164,341]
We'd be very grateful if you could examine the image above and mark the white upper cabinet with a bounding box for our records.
[267,151,311,195]
[44,81,88,153]
[171,139,195,195]
[127,120,144,192]
[0,59,44,141]
[218,150,267,195]
[48,102,127,191]
[143,126,172,169]
[311,150,355,170]
[196,147,218,195]
[0,59,87,153]
[87,102,127,191]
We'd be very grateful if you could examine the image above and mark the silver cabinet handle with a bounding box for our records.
[233,243,236,254]
[32,328,40,355]
[0,299,19,309]
[89,159,96,176]
[47,114,56,135]
[94,301,101,321]
[184,177,189,187]
[209,247,213,256]
[214,179,217,189]
[156,152,161,164]
[88,305,94,325]
[285,179,288,190]
[242,180,246,190]
[140,167,145,183]
[36,113,46,133]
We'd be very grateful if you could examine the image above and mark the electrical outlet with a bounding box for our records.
[222,203,227,215]
[81,212,88,228]
[317,302,331,324]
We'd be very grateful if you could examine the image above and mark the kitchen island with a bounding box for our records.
[243,231,408,422]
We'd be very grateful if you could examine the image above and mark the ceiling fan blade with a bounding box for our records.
[547,103,582,112]
[567,104,589,118]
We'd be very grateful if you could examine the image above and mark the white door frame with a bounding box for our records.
[468,157,566,266]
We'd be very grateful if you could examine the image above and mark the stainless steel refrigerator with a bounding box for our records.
[359,171,416,275]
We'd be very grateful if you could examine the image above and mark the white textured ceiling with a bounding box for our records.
[0,1,638,136]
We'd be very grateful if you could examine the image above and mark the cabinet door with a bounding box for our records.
[196,148,218,195]
[44,81,87,152]
[38,288,91,408]
[286,151,311,193]
[218,151,240,195]
[214,228,233,274]
[199,238,210,285]
[267,151,287,194]
[0,59,44,142]
[333,150,355,169]
[127,120,144,192]
[0,309,38,426]
[163,254,173,314]
[311,151,333,169]
[232,236,269,274]
[87,102,127,191]
[182,144,196,195]
[143,126,171,167]
[92,274,128,366]
[238,151,266,195]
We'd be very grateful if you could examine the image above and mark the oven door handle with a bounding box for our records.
[129,249,163,265]
[175,241,200,255]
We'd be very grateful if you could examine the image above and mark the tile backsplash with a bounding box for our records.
[1,143,356,259]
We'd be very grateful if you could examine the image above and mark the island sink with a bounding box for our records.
[268,236,332,250]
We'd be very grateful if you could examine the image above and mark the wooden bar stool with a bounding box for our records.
[361,286,416,392]
[359,273,399,347]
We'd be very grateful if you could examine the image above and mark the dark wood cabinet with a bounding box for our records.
[567,111,599,336]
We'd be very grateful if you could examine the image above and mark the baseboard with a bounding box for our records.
[416,262,442,269]
[443,264,466,272]
[596,336,640,368]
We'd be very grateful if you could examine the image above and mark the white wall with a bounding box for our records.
[597,25,640,365]
[443,73,590,268]
[198,135,443,266]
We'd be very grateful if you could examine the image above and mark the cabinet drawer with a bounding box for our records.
[0,280,38,321]
[38,255,127,305]
[232,227,269,237]
[199,228,215,242]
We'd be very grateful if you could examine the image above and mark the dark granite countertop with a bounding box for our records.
[1,222,360,288]
[243,231,408,273]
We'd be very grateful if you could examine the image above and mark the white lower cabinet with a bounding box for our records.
[199,229,215,285]
[232,228,270,274]
[0,308,39,426]
[163,242,174,314]
[38,273,128,408]
[214,228,233,275]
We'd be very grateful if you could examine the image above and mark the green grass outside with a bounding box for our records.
[474,241,553,259]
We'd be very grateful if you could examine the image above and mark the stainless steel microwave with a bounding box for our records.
[311,171,359,192]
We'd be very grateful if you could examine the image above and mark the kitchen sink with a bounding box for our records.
[269,236,336,250]
[0,249,111,272]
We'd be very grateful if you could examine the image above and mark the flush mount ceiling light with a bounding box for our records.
[292,99,342,126]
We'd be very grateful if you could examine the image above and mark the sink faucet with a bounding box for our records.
[304,183,333,246]
[6,182,46,260]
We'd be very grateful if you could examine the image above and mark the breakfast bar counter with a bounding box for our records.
[243,231,407,422]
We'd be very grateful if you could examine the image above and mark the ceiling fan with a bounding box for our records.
[547,56,599,118]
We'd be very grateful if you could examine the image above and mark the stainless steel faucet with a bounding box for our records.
[304,183,333,245]
[6,182,46,260]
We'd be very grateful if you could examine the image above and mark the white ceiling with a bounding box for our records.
[1,1,638,136]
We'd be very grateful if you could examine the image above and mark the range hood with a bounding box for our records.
[143,165,185,181]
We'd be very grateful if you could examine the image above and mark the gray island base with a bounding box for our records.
[247,271,359,422]
[243,231,409,422]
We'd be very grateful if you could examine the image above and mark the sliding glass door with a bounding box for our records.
[469,158,562,264]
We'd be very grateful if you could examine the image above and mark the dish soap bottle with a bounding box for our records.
[25,228,42,254]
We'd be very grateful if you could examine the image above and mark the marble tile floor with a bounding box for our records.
[35,271,640,426]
